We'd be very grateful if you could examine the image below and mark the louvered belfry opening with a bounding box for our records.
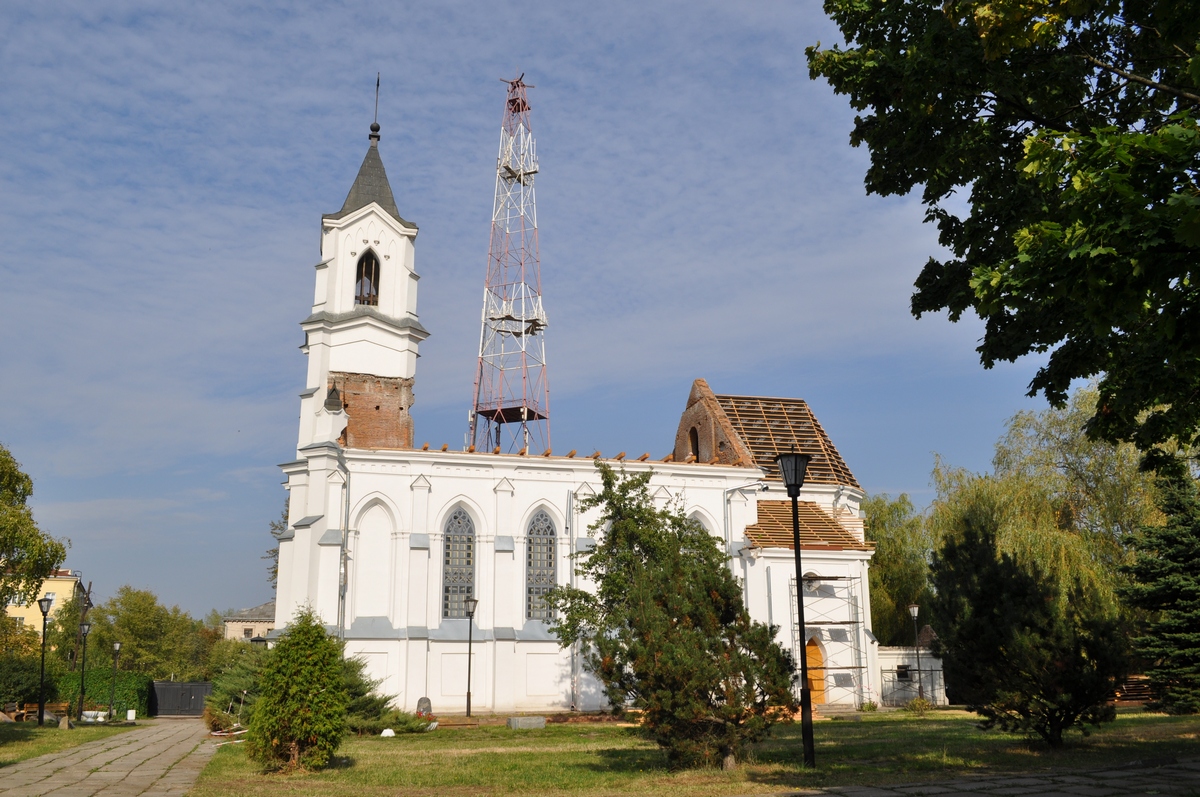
[525,510,556,621]
[355,250,380,306]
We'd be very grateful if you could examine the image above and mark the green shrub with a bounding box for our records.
[905,697,934,717]
[346,708,434,736]
[859,700,878,712]
[54,669,152,718]
[246,608,347,771]
[204,642,272,730]
[0,653,57,706]
[344,654,390,723]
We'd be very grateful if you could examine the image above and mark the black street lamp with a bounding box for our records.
[465,597,479,718]
[77,621,92,722]
[37,596,53,726]
[108,642,122,722]
[775,447,816,768]
[908,604,925,700]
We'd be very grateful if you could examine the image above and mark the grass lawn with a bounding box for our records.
[189,708,1200,796]
[0,721,139,767]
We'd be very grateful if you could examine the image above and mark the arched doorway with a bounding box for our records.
[805,638,826,705]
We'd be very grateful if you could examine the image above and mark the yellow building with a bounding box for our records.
[4,569,81,636]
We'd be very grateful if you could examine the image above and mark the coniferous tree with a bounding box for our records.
[549,463,797,770]
[931,507,1127,747]
[246,608,346,771]
[1122,459,1200,714]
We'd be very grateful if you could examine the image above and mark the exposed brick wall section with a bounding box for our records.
[329,371,414,450]
[672,379,756,466]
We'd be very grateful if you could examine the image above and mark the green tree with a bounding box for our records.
[863,493,935,646]
[549,464,797,770]
[929,462,1127,611]
[0,443,67,606]
[83,587,219,681]
[205,641,272,730]
[930,505,1128,746]
[246,607,346,771]
[264,497,287,589]
[1122,458,1200,714]
[993,386,1159,548]
[807,0,1200,453]
[46,592,87,669]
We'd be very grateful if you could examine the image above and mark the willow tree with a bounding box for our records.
[863,493,935,646]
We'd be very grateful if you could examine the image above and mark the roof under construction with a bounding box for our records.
[715,393,860,489]
[744,501,872,551]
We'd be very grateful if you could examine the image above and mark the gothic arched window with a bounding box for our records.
[526,510,556,621]
[355,251,380,307]
[688,427,700,461]
[442,508,475,618]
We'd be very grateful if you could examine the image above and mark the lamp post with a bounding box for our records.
[775,447,815,768]
[108,642,122,722]
[465,597,479,718]
[908,604,924,700]
[77,621,92,722]
[37,596,53,726]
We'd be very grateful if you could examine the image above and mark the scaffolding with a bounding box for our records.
[789,574,868,708]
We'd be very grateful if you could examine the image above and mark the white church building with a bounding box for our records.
[272,124,883,714]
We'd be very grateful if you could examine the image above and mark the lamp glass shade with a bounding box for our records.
[114,641,122,652]
[908,604,919,619]
[37,596,54,616]
[465,597,480,616]
[774,451,812,497]
[80,621,92,636]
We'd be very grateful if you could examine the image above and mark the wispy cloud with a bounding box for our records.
[0,1,1047,612]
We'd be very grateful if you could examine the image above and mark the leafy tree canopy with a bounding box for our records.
[808,0,1200,453]
[549,464,797,770]
[80,586,220,682]
[0,443,67,606]
[863,493,935,646]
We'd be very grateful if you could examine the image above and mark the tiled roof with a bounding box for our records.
[744,500,872,551]
[323,140,414,227]
[715,394,859,489]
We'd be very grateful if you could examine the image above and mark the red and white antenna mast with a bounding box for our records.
[469,75,551,454]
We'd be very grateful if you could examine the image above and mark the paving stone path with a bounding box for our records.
[0,719,213,797]
[783,756,1200,797]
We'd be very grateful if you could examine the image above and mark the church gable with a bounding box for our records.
[671,379,757,466]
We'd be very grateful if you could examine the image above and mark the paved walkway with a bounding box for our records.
[804,756,1200,796]
[0,719,213,797]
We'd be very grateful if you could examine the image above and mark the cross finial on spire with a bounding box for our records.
[370,73,381,146]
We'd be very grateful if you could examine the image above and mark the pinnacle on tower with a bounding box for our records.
[469,75,551,454]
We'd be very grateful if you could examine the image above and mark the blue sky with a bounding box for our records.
[0,2,1048,616]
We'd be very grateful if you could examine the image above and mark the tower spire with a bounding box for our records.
[469,74,551,454]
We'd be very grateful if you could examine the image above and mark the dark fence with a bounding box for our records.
[150,681,212,716]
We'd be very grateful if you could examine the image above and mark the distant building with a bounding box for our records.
[222,601,276,641]
[4,569,81,635]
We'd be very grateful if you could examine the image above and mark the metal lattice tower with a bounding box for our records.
[469,75,551,454]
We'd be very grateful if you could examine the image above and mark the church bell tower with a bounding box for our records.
[297,121,428,452]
